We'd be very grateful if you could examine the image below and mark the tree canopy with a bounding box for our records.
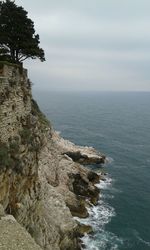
[0,0,45,63]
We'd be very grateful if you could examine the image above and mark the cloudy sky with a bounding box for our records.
[16,0,150,91]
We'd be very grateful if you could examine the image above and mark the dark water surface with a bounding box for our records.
[33,91,150,250]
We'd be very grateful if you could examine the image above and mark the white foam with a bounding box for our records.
[82,229,124,250]
[92,202,115,227]
[105,157,114,164]
[101,193,114,199]
[81,235,99,250]
[77,199,116,231]
[79,175,124,250]
[96,176,112,190]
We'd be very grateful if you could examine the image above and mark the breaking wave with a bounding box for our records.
[79,175,124,250]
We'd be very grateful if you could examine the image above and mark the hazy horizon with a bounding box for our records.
[16,0,150,92]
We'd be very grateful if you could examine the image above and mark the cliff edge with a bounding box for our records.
[0,63,105,250]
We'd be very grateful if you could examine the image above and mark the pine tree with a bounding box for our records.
[0,0,45,63]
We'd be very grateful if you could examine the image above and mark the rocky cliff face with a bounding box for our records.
[0,63,105,250]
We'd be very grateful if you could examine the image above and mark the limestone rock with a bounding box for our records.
[0,63,105,250]
[53,131,106,164]
[0,215,43,250]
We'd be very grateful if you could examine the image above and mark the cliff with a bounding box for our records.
[0,63,105,250]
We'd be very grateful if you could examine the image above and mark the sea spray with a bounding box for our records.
[79,174,124,250]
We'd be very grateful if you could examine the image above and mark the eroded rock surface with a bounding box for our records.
[0,205,42,250]
[53,132,105,164]
[0,63,105,250]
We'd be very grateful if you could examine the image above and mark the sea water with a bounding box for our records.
[33,91,150,250]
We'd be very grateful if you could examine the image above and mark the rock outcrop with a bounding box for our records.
[51,131,105,165]
[0,205,42,250]
[0,63,105,250]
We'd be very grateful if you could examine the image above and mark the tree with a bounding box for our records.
[0,0,45,63]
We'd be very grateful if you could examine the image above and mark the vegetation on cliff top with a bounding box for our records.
[0,0,45,63]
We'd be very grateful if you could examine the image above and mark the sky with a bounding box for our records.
[15,0,150,91]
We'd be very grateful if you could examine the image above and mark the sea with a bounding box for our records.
[33,91,150,250]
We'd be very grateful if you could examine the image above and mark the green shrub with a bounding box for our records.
[19,128,31,144]
[13,158,23,173]
[9,141,19,155]
[19,127,41,153]
[0,142,12,168]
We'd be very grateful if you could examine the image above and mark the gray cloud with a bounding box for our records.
[16,0,150,91]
